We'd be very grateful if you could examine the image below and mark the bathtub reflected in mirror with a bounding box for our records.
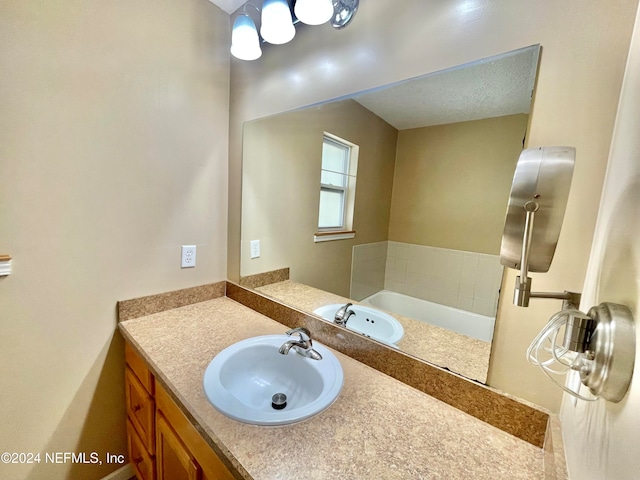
[362,290,495,343]
[240,45,540,383]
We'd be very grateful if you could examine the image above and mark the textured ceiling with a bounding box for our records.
[353,46,539,130]
[208,0,245,14]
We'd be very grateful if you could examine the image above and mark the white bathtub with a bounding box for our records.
[360,290,495,342]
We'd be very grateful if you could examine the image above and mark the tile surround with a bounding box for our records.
[350,241,387,300]
[351,241,503,317]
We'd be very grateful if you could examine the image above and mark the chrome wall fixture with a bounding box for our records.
[501,147,636,403]
[500,146,579,308]
[528,302,635,402]
[331,0,359,29]
[230,0,359,61]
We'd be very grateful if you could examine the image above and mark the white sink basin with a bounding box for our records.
[313,304,404,346]
[203,335,343,425]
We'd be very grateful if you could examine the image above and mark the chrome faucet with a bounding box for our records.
[334,303,356,326]
[278,327,322,360]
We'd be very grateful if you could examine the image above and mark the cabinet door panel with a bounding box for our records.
[126,343,155,393]
[127,418,155,480]
[126,367,155,454]
[155,382,237,480]
[156,413,201,480]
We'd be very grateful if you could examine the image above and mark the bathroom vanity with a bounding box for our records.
[125,342,236,480]
[118,282,564,480]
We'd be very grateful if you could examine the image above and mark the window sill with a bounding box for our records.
[314,231,356,243]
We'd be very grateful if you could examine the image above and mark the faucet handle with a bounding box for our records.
[335,303,355,325]
[285,327,311,342]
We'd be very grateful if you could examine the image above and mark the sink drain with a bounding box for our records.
[271,393,287,410]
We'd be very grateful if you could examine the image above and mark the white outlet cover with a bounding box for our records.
[181,245,196,268]
[250,240,260,259]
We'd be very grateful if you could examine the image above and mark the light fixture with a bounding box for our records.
[260,0,296,45]
[295,0,334,26]
[331,0,359,29]
[230,13,262,61]
[528,302,635,403]
[230,0,359,61]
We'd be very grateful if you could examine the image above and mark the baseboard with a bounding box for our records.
[101,463,134,480]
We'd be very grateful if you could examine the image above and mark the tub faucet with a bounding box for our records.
[278,327,322,360]
[334,303,356,326]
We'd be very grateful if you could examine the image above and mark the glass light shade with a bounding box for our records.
[294,0,334,25]
[230,14,262,61]
[260,0,295,45]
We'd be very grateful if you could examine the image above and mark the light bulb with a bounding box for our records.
[230,14,262,61]
[294,0,334,25]
[260,0,295,45]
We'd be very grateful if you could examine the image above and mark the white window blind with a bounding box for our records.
[319,137,351,229]
[316,133,358,241]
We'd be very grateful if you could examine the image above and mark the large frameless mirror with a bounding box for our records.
[240,45,541,384]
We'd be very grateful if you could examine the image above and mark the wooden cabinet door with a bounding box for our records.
[127,419,155,480]
[156,413,201,480]
[155,383,237,480]
[125,367,155,453]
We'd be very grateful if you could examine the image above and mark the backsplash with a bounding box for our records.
[351,241,503,317]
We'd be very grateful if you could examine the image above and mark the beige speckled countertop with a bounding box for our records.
[119,296,545,480]
[256,280,491,383]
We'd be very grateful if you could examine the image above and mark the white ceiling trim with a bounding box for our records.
[208,0,246,15]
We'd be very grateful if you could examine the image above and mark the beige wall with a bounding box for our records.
[0,1,230,479]
[560,6,640,478]
[241,99,397,297]
[389,114,528,254]
[229,0,639,412]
